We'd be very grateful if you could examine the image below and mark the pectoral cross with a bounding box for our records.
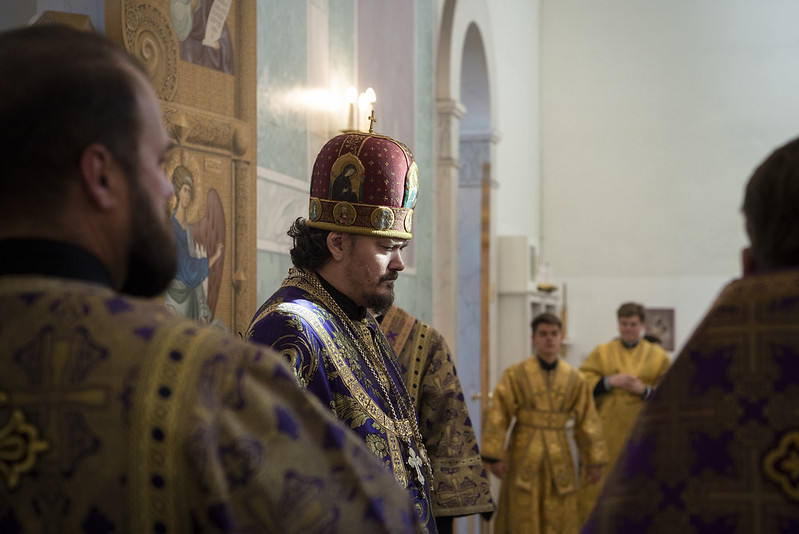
[368,109,377,133]
[408,447,425,485]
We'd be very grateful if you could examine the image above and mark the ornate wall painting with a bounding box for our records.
[171,0,235,74]
[106,0,257,334]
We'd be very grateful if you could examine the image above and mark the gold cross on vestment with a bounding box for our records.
[408,447,425,485]
[12,329,109,475]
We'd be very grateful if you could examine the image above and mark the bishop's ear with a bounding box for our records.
[79,143,124,211]
[326,231,350,261]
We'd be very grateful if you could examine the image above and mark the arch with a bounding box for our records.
[433,0,497,350]
[455,17,493,425]
[435,4,497,532]
[460,23,491,135]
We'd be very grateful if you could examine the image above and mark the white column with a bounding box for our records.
[434,98,466,352]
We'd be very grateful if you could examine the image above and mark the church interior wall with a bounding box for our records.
[490,0,542,249]
[402,0,436,322]
[451,0,543,389]
[559,275,729,367]
[540,0,799,364]
[0,1,37,31]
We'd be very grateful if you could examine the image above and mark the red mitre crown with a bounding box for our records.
[307,131,418,239]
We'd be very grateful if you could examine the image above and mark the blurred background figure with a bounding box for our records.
[483,312,607,533]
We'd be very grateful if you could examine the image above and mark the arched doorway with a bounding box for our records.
[436,2,496,532]
[455,19,492,438]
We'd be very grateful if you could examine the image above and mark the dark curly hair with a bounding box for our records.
[288,218,333,270]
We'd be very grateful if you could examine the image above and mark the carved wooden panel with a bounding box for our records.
[106,0,257,335]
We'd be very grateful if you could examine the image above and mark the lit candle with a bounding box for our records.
[345,86,357,131]
[357,91,368,131]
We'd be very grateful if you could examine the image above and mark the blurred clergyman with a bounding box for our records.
[583,135,799,532]
[379,305,495,533]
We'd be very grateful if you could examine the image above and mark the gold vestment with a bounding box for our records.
[583,270,799,532]
[483,357,607,534]
[380,305,495,519]
[577,337,670,522]
[0,276,422,533]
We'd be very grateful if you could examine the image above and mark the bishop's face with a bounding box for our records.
[342,235,407,314]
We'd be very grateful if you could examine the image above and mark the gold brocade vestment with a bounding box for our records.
[583,270,799,533]
[577,338,670,522]
[380,305,495,519]
[482,357,607,534]
[0,276,422,533]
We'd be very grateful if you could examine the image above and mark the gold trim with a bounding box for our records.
[272,302,409,486]
[0,399,50,490]
[763,431,799,502]
[306,220,412,240]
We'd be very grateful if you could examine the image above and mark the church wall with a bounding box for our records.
[540,1,799,363]
[34,0,104,30]
[1,1,36,31]
[436,0,542,381]
[490,0,542,250]
[473,0,542,392]
[394,0,436,322]
[441,0,542,253]
[560,274,729,366]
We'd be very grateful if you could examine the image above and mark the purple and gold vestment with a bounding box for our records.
[246,268,436,533]
[380,305,495,522]
[583,269,799,533]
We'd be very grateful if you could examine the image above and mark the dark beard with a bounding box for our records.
[120,180,177,297]
[363,288,394,316]
[363,272,398,314]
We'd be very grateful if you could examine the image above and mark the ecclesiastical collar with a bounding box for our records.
[316,272,367,321]
[620,338,640,349]
[536,355,559,371]
[0,238,113,287]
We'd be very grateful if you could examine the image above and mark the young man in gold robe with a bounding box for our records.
[379,305,495,533]
[482,313,607,533]
[577,302,671,521]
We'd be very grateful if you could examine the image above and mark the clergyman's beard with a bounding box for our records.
[363,272,398,315]
[121,180,177,297]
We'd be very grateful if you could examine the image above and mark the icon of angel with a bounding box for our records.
[164,165,227,330]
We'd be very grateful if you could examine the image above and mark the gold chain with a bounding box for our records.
[295,268,433,484]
